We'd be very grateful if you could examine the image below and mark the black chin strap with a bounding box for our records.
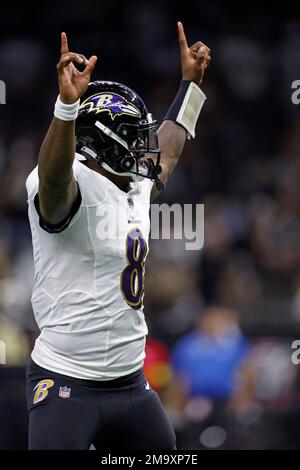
[144,157,165,190]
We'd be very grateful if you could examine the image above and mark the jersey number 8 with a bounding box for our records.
[121,228,147,310]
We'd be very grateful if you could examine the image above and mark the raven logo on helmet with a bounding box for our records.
[80,93,142,120]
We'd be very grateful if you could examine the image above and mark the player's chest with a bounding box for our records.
[85,191,150,258]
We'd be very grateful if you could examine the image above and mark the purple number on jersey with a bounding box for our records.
[120,228,147,309]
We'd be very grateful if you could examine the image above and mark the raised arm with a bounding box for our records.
[38,32,97,224]
[151,22,211,200]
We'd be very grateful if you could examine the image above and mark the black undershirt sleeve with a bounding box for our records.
[34,182,82,234]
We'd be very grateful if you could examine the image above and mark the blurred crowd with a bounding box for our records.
[0,0,300,449]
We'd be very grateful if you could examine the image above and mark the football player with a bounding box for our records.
[25,22,211,449]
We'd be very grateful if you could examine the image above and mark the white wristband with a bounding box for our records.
[164,81,207,139]
[176,82,206,139]
[54,95,80,121]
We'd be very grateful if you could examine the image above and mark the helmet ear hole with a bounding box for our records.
[120,156,135,171]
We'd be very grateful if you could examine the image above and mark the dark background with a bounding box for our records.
[0,0,300,450]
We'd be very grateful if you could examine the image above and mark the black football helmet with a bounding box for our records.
[75,81,164,189]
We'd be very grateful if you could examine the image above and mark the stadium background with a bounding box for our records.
[0,0,300,450]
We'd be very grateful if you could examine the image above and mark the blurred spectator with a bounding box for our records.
[169,306,253,449]
[171,306,249,399]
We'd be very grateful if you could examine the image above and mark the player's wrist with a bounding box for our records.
[54,95,80,121]
[164,80,206,139]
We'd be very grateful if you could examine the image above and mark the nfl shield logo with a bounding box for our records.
[127,197,134,208]
[59,386,71,399]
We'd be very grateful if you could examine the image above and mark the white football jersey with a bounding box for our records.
[26,159,153,380]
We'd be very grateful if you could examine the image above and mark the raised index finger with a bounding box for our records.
[177,22,188,54]
[60,32,69,55]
